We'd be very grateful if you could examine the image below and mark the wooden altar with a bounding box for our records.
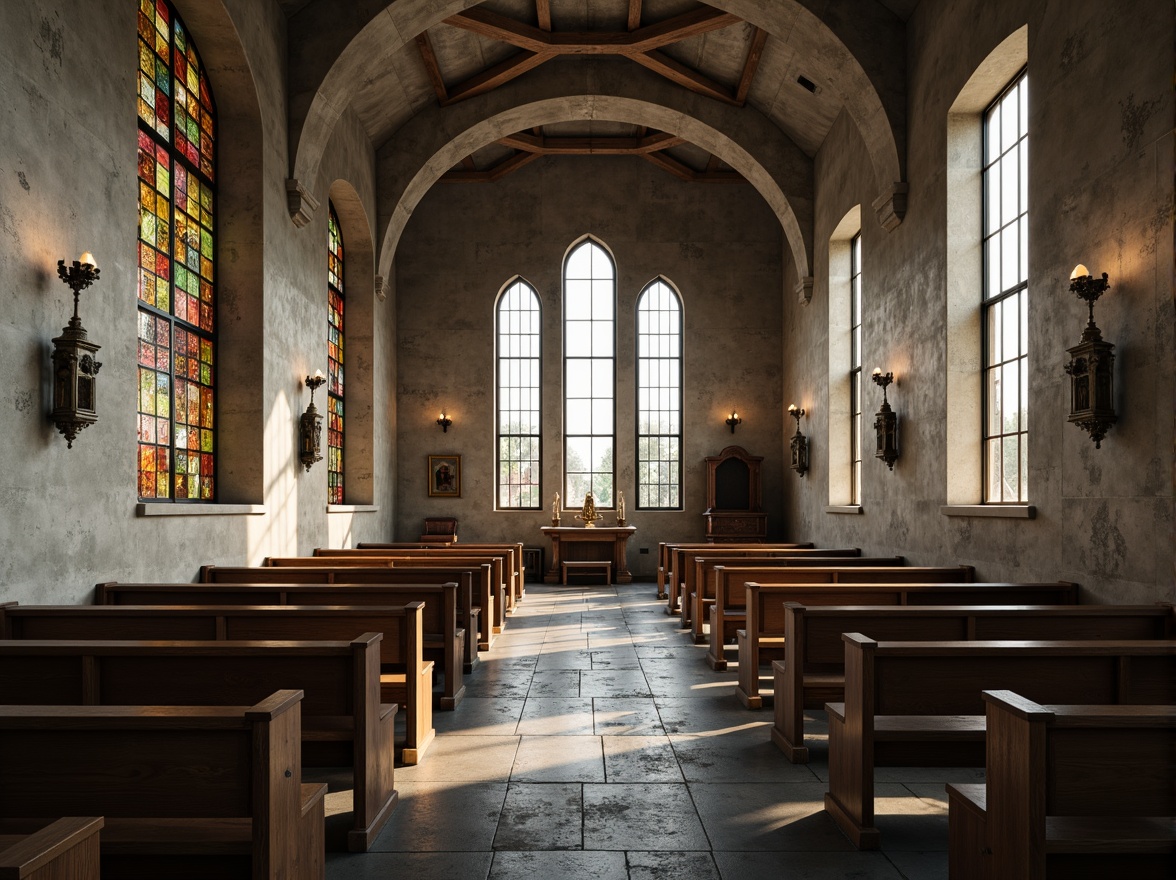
[540,526,636,584]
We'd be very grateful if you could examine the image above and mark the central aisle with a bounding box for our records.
[325,583,953,879]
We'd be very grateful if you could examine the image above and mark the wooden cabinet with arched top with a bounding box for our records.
[703,445,767,542]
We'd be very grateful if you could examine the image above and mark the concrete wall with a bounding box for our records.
[782,0,1174,603]
[0,0,392,603]
[394,156,785,578]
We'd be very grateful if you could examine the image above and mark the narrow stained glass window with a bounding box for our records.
[137,0,216,501]
[982,71,1029,503]
[327,204,344,505]
[849,233,863,505]
[496,279,541,509]
[636,279,682,509]
[564,240,615,508]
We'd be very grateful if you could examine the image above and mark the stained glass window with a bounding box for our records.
[137,0,216,500]
[636,279,682,509]
[327,204,345,505]
[496,279,542,509]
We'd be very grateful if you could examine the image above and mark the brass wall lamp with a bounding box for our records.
[52,252,102,448]
[788,404,808,476]
[725,411,742,433]
[1064,264,1116,448]
[871,368,899,470]
[299,370,326,471]
[436,412,453,432]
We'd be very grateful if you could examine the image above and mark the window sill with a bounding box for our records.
[327,504,378,514]
[940,504,1035,519]
[825,505,863,515]
[136,503,266,517]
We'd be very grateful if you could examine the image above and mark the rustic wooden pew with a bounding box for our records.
[225,561,496,652]
[825,635,1176,849]
[0,602,437,758]
[663,543,809,613]
[705,562,965,669]
[0,633,401,850]
[352,543,525,607]
[199,563,482,665]
[769,597,1172,758]
[684,549,863,636]
[0,817,103,880]
[947,690,1176,880]
[0,690,326,879]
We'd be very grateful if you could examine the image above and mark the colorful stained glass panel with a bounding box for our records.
[327,206,344,503]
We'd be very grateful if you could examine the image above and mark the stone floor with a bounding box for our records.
[323,582,973,879]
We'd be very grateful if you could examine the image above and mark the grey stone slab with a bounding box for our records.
[884,851,950,880]
[528,668,583,697]
[462,668,534,700]
[534,649,594,670]
[654,697,760,735]
[327,851,494,880]
[690,782,854,851]
[493,783,583,850]
[872,785,952,852]
[593,698,665,736]
[580,668,653,698]
[602,735,683,783]
[517,697,597,735]
[640,659,740,699]
[670,729,814,783]
[633,644,707,660]
[628,851,721,880]
[396,735,519,784]
[489,851,628,880]
[512,735,605,782]
[371,781,507,852]
[582,783,709,851]
[588,646,642,668]
[713,850,907,879]
[433,697,525,736]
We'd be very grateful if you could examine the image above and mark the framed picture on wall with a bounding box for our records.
[428,455,461,497]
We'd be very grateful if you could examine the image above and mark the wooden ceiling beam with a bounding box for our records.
[627,0,642,31]
[445,8,550,52]
[641,150,745,183]
[414,31,449,103]
[628,7,740,52]
[442,150,541,183]
[497,131,686,155]
[536,0,551,32]
[734,27,768,106]
[630,50,739,105]
[443,50,556,104]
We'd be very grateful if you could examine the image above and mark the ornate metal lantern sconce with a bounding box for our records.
[725,411,742,433]
[1064,264,1116,448]
[436,412,453,432]
[51,253,102,448]
[871,368,899,470]
[299,370,326,471]
[788,404,809,476]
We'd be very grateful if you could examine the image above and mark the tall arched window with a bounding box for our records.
[327,204,345,504]
[564,239,615,508]
[136,0,216,501]
[496,279,541,509]
[849,233,863,505]
[636,278,682,509]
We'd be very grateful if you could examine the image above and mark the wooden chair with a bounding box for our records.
[419,516,457,543]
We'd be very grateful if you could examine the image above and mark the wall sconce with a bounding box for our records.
[1064,265,1116,448]
[871,368,899,470]
[299,370,326,471]
[788,404,809,476]
[436,412,452,433]
[51,253,102,448]
[725,411,742,433]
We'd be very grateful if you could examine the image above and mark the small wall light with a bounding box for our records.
[51,253,102,448]
[1064,264,1116,448]
[725,411,742,433]
[788,404,809,476]
[871,368,899,470]
[299,370,326,471]
[436,412,453,433]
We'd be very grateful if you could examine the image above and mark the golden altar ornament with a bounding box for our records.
[576,491,600,528]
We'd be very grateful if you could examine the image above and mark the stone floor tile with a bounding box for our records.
[601,735,682,782]
[582,783,709,851]
[371,781,507,852]
[462,668,534,700]
[527,668,582,697]
[872,785,951,852]
[494,782,583,850]
[884,851,950,880]
[593,698,665,736]
[654,696,761,735]
[512,735,605,782]
[517,697,596,735]
[690,782,854,851]
[489,850,628,880]
[328,851,494,879]
[587,646,641,668]
[671,729,814,784]
[395,735,519,783]
[627,851,721,880]
[433,697,525,736]
[713,850,906,879]
[534,649,594,670]
[579,668,653,698]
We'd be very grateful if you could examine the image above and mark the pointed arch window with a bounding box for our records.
[849,233,863,505]
[636,278,682,509]
[496,279,542,509]
[564,240,615,508]
[136,0,217,500]
[327,204,345,504]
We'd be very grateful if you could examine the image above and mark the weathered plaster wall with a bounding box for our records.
[0,0,390,603]
[394,156,784,577]
[782,0,1174,603]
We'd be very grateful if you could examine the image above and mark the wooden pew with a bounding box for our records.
[705,563,969,669]
[0,690,326,879]
[0,817,103,880]
[197,565,478,674]
[770,598,1171,758]
[684,549,863,636]
[824,635,1176,849]
[352,543,525,607]
[219,561,495,653]
[662,543,809,613]
[0,633,401,850]
[947,690,1176,880]
[0,602,437,759]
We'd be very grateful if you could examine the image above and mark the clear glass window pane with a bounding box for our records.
[496,279,541,508]
[636,278,682,509]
